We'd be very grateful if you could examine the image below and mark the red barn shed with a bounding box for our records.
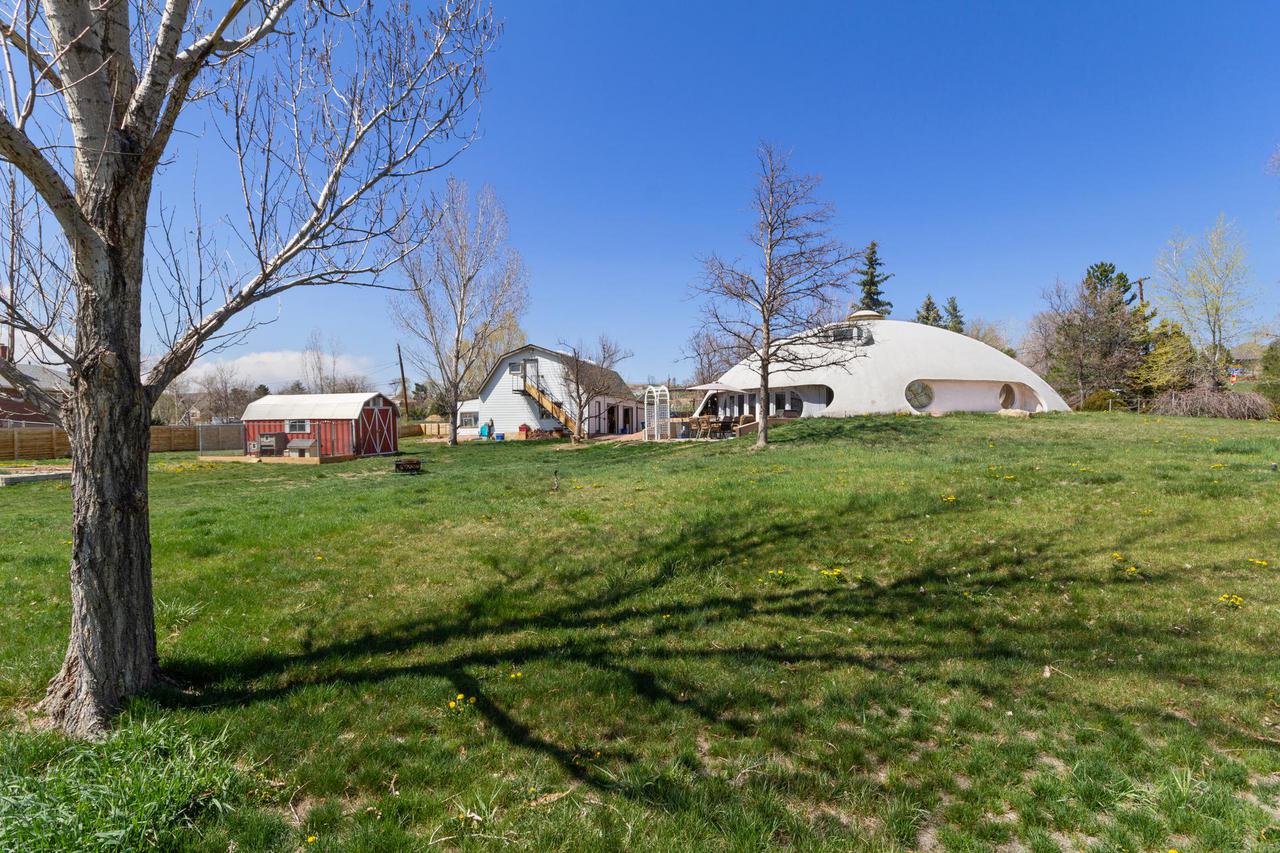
[240,393,398,459]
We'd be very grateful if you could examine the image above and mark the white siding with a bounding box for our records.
[471,346,640,437]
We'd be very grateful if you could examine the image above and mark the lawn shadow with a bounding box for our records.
[154,476,1277,820]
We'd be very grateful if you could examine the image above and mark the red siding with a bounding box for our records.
[243,396,397,458]
[244,418,354,457]
[354,404,398,455]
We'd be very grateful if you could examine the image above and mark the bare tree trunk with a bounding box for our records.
[756,340,770,449]
[38,233,158,733]
[447,387,459,446]
[41,392,157,735]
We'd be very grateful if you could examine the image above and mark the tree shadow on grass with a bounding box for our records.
[153,473,1280,837]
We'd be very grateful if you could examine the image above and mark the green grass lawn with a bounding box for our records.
[2,414,1279,851]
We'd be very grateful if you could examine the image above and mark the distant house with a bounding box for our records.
[240,393,398,458]
[1230,342,1266,378]
[459,344,639,439]
[0,356,67,426]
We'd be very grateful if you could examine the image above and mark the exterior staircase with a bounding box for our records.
[523,379,579,435]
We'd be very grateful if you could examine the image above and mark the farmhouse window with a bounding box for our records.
[459,412,479,428]
[286,419,310,433]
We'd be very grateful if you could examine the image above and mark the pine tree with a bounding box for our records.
[1259,339,1280,406]
[915,294,942,326]
[943,296,964,333]
[852,240,893,316]
[1132,320,1198,396]
[1044,262,1154,404]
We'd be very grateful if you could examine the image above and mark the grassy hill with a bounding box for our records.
[2,414,1279,851]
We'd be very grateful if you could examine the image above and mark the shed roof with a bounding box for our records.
[241,392,393,421]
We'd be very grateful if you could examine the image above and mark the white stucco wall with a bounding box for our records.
[704,319,1069,416]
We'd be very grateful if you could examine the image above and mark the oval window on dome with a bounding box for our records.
[999,383,1015,409]
[905,380,933,411]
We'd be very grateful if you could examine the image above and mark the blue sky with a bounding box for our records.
[188,0,1280,388]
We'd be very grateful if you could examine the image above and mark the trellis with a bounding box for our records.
[643,385,670,441]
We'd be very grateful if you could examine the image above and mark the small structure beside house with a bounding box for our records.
[692,312,1069,420]
[459,344,639,440]
[237,392,398,461]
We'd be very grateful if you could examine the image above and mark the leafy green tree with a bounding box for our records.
[1133,320,1198,396]
[1259,339,1280,405]
[943,296,964,333]
[852,240,893,316]
[915,294,943,326]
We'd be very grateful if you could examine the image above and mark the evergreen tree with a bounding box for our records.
[1042,261,1154,405]
[943,296,964,333]
[253,384,271,399]
[1259,339,1280,406]
[1132,320,1198,396]
[915,294,942,326]
[852,240,893,316]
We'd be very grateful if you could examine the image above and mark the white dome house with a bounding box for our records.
[693,311,1069,419]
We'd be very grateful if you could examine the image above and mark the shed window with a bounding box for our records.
[286,419,310,433]
[459,412,478,428]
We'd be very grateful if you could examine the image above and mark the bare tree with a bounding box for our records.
[153,373,194,424]
[683,328,742,386]
[0,0,496,735]
[964,317,1016,357]
[558,335,631,441]
[196,362,248,422]
[392,178,527,444]
[301,329,368,394]
[693,144,862,447]
[1155,215,1255,386]
[1026,265,1149,406]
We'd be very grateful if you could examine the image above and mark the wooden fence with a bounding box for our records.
[398,421,451,439]
[0,425,199,461]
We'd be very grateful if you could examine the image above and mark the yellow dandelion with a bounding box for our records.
[307,837,317,845]
[448,700,456,709]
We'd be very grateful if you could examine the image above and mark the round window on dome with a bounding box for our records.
[905,381,933,411]
[999,383,1015,409]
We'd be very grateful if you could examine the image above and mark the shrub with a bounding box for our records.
[0,721,241,852]
[1079,389,1126,411]
[1148,388,1275,420]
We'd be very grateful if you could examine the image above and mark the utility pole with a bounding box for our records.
[396,343,411,421]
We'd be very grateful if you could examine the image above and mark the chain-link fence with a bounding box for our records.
[197,423,245,456]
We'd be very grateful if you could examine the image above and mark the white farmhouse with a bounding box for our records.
[458,344,640,439]
[693,311,1069,419]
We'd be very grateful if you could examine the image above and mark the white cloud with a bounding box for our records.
[182,349,377,390]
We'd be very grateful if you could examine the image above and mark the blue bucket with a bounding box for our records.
[494,433,505,441]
